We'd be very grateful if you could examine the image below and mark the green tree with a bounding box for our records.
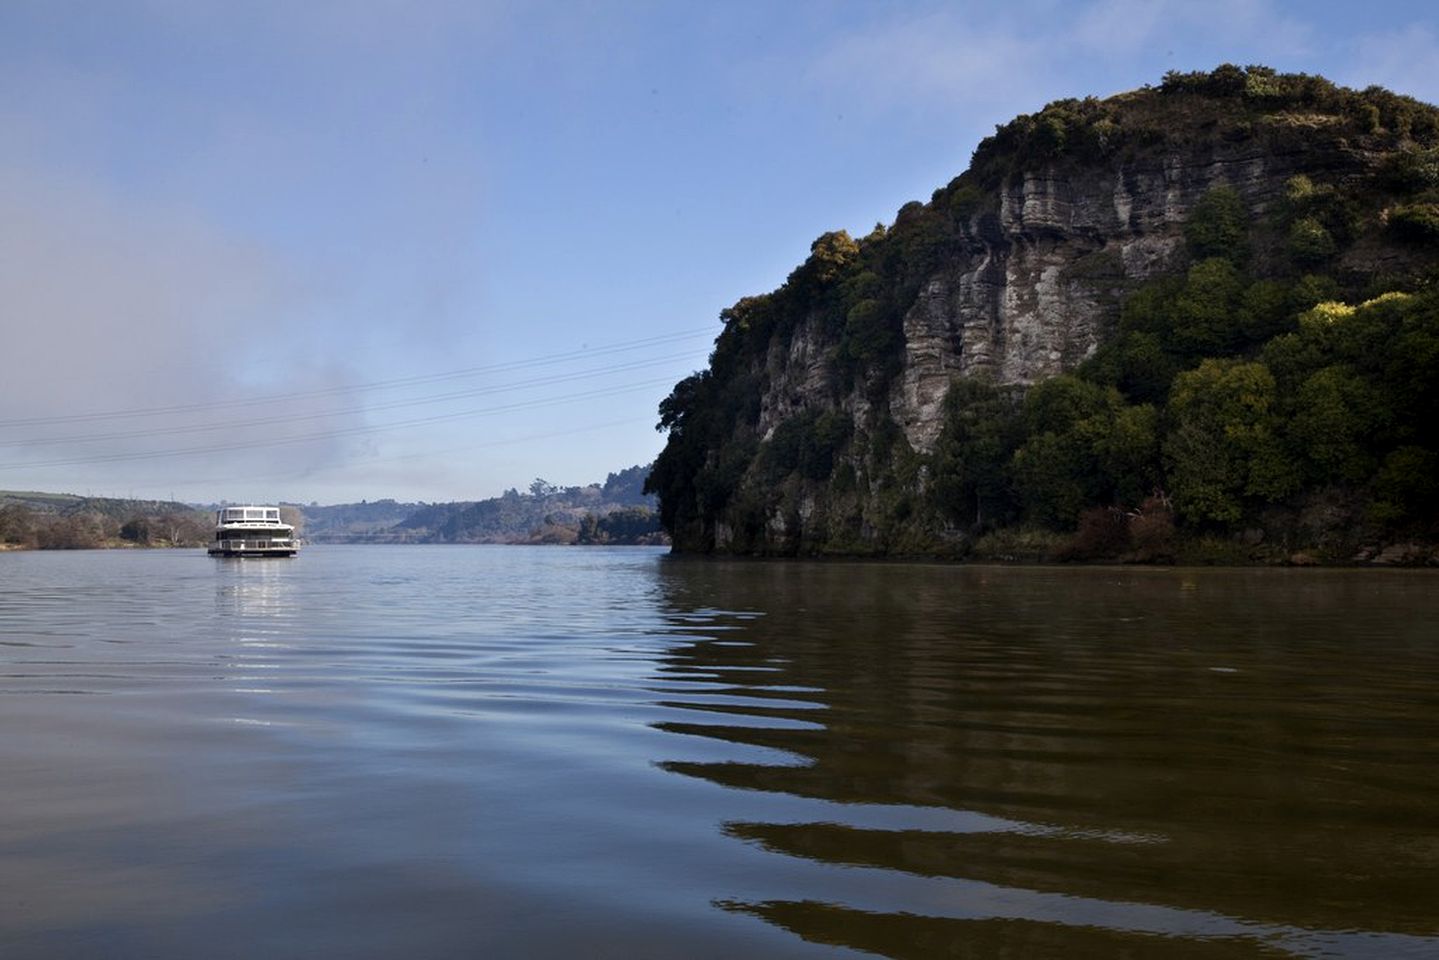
[1184,187,1249,264]
[1012,432,1095,528]
[1023,374,1108,435]
[1288,216,1337,265]
[1370,446,1439,525]
[790,230,860,295]
[1238,280,1292,344]
[1111,331,1180,405]
[930,378,1022,527]
[1165,359,1299,524]
[1288,365,1388,483]
[1389,203,1439,244]
[842,298,895,371]
[1169,257,1247,359]
[1094,403,1162,506]
[1013,386,1160,526]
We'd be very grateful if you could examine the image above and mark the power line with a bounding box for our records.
[0,378,678,471]
[165,416,656,492]
[0,350,700,448]
[0,326,716,429]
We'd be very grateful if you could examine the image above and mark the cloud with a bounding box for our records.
[0,1,508,498]
[805,11,1055,116]
[1072,0,1302,57]
[1343,24,1439,104]
[804,0,1314,119]
[0,160,366,494]
[1075,0,1312,57]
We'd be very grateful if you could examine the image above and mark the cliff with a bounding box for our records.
[648,66,1439,559]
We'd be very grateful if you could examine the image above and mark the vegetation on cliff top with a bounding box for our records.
[647,65,1439,562]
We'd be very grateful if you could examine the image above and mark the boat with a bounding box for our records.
[207,505,298,557]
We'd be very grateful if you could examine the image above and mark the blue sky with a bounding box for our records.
[2,0,1436,505]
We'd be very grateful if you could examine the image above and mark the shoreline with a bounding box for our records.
[6,539,1434,568]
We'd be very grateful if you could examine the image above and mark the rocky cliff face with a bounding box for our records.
[648,67,1439,555]
[895,139,1390,452]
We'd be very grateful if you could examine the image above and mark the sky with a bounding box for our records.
[2,0,1437,506]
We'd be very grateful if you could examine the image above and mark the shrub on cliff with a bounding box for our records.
[1389,203,1439,244]
[1185,187,1250,264]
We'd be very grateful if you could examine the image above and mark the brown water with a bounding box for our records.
[1,547,1436,958]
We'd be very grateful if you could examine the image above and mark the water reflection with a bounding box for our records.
[214,556,301,620]
[211,558,303,712]
[651,560,1439,959]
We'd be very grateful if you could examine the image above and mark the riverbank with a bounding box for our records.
[664,524,1439,568]
[965,527,1439,567]
[5,534,1431,566]
[0,540,202,552]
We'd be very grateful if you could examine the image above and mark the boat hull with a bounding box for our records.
[208,546,298,557]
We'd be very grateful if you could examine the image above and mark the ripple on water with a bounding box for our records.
[1,548,1437,959]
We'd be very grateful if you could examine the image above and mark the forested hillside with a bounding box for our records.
[0,492,210,548]
[647,66,1439,563]
[307,465,662,544]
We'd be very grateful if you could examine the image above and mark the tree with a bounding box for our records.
[1110,332,1179,405]
[930,378,1022,527]
[1169,257,1247,359]
[1013,383,1160,527]
[1023,374,1108,435]
[1094,403,1161,507]
[1288,365,1387,483]
[1012,431,1095,528]
[1288,216,1337,265]
[1164,359,1298,524]
[1184,186,1249,264]
[1370,446,1439,525]
[277,506,305,537]
[120,517,153,544]
[0,505,35,545]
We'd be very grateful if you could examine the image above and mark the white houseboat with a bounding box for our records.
[208,505,298,557]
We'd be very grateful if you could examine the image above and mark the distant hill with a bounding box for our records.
[1,465,663,549]
[300,464,662,544]
[0,491,210,548]
[291,499,426,542]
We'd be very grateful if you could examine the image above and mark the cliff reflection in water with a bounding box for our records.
[651,560,1439,959]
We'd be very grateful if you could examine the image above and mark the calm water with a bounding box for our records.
[1,547,1437,959]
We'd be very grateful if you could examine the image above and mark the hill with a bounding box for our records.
[291,499,426,542]
[0,491,210,548]
[301,465,662,545]
[387,465,659,544]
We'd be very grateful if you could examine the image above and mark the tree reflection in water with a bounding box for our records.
[651,559,1439,959]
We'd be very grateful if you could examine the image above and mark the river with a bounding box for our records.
[1,546,1436,958]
